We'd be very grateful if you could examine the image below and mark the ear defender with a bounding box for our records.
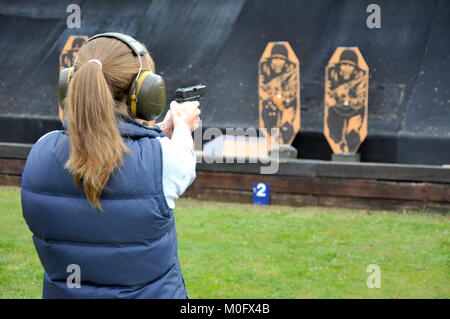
[57,67,73,109]
[127,71,166,121]
[57,32,166,121]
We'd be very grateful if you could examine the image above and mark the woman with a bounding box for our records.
[20,34,200,298]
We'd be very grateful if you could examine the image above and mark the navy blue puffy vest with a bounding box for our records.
[21,114,188,299]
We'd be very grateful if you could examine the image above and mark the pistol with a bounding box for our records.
[174,84,206,102]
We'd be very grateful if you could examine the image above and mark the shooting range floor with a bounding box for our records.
[0,187,448,299]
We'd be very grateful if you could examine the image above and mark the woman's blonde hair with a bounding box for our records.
[64,37,155,210]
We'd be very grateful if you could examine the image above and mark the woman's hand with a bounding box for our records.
[169,100,201,149]
[170,100,201,132]
[156,110,174,138]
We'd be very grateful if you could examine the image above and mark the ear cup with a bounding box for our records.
[57,67,73,108]
[127,71,166,121]
[58,33,166,121]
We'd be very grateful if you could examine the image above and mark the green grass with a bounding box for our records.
[0,186,448,298]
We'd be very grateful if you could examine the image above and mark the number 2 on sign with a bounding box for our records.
[255,183,267,197]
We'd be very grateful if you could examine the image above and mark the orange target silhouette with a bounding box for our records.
[59,35,88,70]
[258,42,300,146]
[324,47,369,154]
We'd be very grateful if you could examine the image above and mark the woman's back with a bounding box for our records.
[21,118,188,298]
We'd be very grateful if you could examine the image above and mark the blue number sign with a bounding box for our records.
[252,183,270,205]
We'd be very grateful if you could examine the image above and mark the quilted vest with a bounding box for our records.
[21,114,188,298]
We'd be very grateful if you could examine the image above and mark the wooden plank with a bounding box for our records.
[1,145,448,184]
[191,171,450,203]
[196,155,450,183]
[196,156,319,177]
[0,142,32,159]
[0,159,25,175]
[317,161,450,183]
[0,175,20,187]
[184,187,450,213]
[1,155,447,212]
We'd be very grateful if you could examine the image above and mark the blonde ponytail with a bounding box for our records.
[65,58,129,210]
[63,37,154,210]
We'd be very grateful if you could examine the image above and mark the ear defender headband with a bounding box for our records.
[57,32,166,121]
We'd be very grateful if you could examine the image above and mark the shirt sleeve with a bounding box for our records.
[157,136,196,209]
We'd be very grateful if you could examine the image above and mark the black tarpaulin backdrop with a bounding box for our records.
[0,0,448,164]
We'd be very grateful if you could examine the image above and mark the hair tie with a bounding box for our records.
[87,59,102,68]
